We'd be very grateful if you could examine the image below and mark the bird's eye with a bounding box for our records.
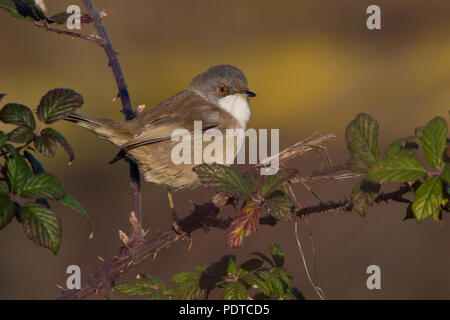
[217,84,228,95]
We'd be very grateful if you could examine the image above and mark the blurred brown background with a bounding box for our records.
[1,0,449,300]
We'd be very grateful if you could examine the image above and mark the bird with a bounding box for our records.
[65,64,256,227]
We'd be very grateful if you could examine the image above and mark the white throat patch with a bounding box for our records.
[217,94,251,129]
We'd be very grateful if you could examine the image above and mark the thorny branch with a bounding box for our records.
[80,0,142,224]
[55,133,415,300]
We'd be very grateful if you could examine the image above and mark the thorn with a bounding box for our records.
[97,256,105,262]
[95,288,99,296]
[187,236,193,250]
[144,228,151,236]
[100,9,108,19]
[112,92,120,102]
[153,251,158,260]
[119,230,129,246]
[136,104,146,115]
[112,255,119,259]
[56,283,64,290]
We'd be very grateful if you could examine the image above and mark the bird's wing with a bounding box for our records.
[118,91,228,152]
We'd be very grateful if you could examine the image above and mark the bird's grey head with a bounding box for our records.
[187,65,256,106]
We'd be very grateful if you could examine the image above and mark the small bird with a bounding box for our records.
[65,64,256,225]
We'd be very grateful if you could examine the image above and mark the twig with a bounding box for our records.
[33,21,105,46]
[81,0,142,224]
[55,184,412,300]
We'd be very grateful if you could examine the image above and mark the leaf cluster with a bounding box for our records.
[0,89,90,254]
[115,243,304,300]
[346,113,449,222]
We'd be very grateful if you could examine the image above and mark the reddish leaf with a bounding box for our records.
[226,203,262,248]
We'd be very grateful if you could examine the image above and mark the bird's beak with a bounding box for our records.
[241,90,256,97]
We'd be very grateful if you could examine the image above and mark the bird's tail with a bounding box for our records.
[64,112,130,146]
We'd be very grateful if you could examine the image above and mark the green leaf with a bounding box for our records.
[0,131,8,145]
[21,173,65,199]
[0,183,9,197]
[8,126,34,144]
[441,164,450,184]
[115,280,156,296]
[0,103,35,129]
[139,273,167,291]
[193,163,253,199]
[34,133,57,157]
[38,128,74,162]
[385,139,403,158]
[20,202,61,254]
[351,179,380,216]
[368,155,427,183]
[250,252,275,267]
[6,153,33,194]
[260,168,297,197]
[0,198,15,229]
[346,113,380,173]
[239,258,264,272]
[268,243,285,268]
[412,176,443,223]
[241,273,271,297]
[259,271,284,297]
[265,188,293,220]
[227,258,238,277]
[422,117,448,168]
[0,0,45,22]
[226,203,262,248]
[171,271,204,300]
[37,88,84,124]
[222,281,248,300]
[60,193,92,237]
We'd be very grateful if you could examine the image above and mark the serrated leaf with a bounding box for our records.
[21,173,65,199]
[8,126,34,144]
[260,168,297,197]
[34,133,57,157]
[227,258,238,277]
[39,128,74,163]
[0,197,15,229]
[226,203,262,248]
[115,280,156,296]
[422,117,448,168]
[268,243,285,268]
[171,271,204,300]
[20,202,61,254]
[60,193,92,237]
[0,0,45,22]
[351,180,379,216]
[0,103,35,129]
[346,113,380,173]
[385,137,420,159]
[259,271,284,297]
[265,189,293,220]
[239,258,264,272]
[222,281,248,300]
[368,155,427,183]
[37,88,84,124]
[140,273,167,291]
[241,273,271,297]
[6,153,33,194]
[412,176,443,223]
[193,163,253,199]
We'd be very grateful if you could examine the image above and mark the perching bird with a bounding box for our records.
[65,64,256,225]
